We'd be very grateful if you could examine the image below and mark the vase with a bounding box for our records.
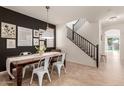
[39,51,44,55]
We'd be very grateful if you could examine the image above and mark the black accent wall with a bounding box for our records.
[0,7,56,71]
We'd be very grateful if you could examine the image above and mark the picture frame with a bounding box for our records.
[18,26,32,46]
[39,29,45,34]
[34,30,39,37]
[1,22,16,38]
[39,34,43,40]
[40,40,46,47]
[33,38,39,46]
[7,39,16,49]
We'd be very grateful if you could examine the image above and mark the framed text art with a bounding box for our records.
[18,26,32,46]
[6,39,16,49]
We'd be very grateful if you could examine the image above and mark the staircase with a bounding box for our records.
[67,20,99,68]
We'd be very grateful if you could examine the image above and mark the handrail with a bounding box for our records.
[73,30,96,47]
[67,27,99,68]
[73,19,80,28]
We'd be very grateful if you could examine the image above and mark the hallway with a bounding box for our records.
[99,51,124,85]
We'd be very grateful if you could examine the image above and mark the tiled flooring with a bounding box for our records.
[0,51,124,86]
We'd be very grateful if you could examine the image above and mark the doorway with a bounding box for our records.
[105,29,120,53]
[104,29,120,65]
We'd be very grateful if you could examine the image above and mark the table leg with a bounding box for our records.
[64,60,66,68]
[9,63,13,80]
[16,65,23,86]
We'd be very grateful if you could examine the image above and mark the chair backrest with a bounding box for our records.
[19,52,32,56]
[38,56,50,70]
[44,56,50,70]
[60,53,66,64]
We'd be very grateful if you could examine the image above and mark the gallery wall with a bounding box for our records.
[0,7,56,71]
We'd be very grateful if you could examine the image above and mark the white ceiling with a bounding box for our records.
[105,29,120,37]
[3,6,124,25]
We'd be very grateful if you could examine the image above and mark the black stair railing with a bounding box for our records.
[67,27,99,68]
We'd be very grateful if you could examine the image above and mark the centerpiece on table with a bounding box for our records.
[35,45,46,54]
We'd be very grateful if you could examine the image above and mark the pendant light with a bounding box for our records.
[39,6,50,34]
[46,6,50,31]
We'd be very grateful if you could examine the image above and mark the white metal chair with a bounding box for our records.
[51,53,66,77]
[19,52,32,56]
[19,52,35,78]
[29,56,51,86]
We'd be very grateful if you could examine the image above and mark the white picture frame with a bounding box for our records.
[34,30,39,37]
[18,26,32,46]
[1,22,16,38]
[7,39,16,49]
[40,40,45,46]
[33,38,39,46]
[39,34,43,40]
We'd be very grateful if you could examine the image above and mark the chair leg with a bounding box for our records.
[29,73,34,85]
[38,75,43,86]
[23,67,26,78]
[63,65,66,73]
[56,66,61,78]
[51,65,54,74]
[47,71,51,82]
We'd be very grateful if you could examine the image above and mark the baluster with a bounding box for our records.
[81,37,83,50]
[77,34,78,46]
[78,34,80,46]
[75,33,76,43]
[89,43,91,55]
[86,40,87,53]
[79,35,80,47]
[83,38,85,51]
[78,34,79,46]
[94,46,96,60]
[74,32,75,42]
[75,33,77,44]
[87,42,89,55]
[91,45,93,57]
[77,34,78,45]
[84,39,85,51]
[82,37,84,50]
[84,39,85,52]
[70,31,73,40]
[80,37,81,47]
[96,45,99,68]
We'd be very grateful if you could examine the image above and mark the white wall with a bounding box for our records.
[102,23,124,62]
[66,20,78,30]
[56,21,99,67]
[76,21,99,45]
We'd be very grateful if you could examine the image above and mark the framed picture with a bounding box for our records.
[33,38,39,46]
[34,30,39,37]
[7,39,16,49]
[1,22,16,38]
[18,26,32,46]
[40,40,46,46]
[39,29,45,34]
[39,34,43,40]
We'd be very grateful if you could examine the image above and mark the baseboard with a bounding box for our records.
[66,60,96,68]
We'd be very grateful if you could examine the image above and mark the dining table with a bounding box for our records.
[6,52,64,86]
